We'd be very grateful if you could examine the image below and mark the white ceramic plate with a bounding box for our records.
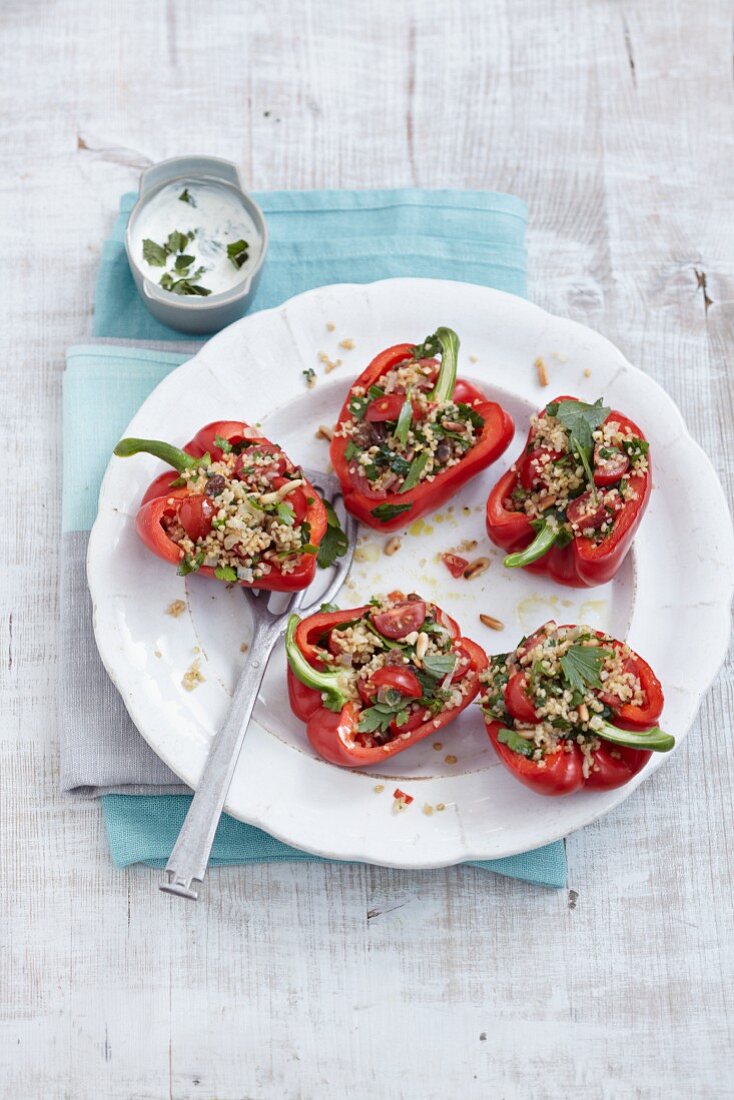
[88,279,734,867]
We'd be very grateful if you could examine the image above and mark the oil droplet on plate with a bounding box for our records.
[354,542,381,564]
[579,599,608,623]
[515,593,560,629]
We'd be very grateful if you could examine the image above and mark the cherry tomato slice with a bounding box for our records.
[371,665,423,696]
[341,462,382,498]
[234,445,288,480]
[452,379,478,404]
[520,447,563,490]
[435,608,460,639]
[365,394,406,422]
[358,665,423,704]
[178,495,215,541]
[372,600,427,638]
[449,645,473,682]
[566,492,609,530]
[505,671,539,723]
[272,478,310,525]
[287,488,309,525]
[410,398,436,423]
[598,657,638,710]
[515,625,550,664]
[389,706,426,734]
[441,553,468,578]
[593,445,629,487]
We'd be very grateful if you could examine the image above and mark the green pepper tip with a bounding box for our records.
[112,436,198,474]
[427,326,461,404]
[285,614,352,710]
[504,522,560,569]
[598,721,675,754]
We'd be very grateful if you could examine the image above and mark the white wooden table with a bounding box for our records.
[2,2,732,1096]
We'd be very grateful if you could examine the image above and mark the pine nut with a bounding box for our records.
[384,536,401,556]
[479,614,504,630]
[315,425,333,441]
[463,557,490,579]
[276,478,305,499]
[535,357,549,386]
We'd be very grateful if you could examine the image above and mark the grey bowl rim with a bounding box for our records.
[124,160,269,311]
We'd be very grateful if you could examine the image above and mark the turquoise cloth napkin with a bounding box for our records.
[104,795,566,886]
[96,189,528,338]
[70,187,566,888]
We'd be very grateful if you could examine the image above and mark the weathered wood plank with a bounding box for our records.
[0,0,732,1096]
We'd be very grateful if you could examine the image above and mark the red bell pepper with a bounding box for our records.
[285,595,488,767]
[114,420,329,592]
[330,327,514,531]
[139,420,255,505]
[480,620,673,796]
[486,395,651,587]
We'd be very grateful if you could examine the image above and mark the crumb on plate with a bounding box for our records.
[182,659,204,692]
[318,351,342,373]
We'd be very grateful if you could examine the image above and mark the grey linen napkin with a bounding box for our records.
[60,338,202,795]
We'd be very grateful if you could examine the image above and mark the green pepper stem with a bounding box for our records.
[428,326,460,404]
[285,615,352,710]
[114,437,202,473]
[597,721,675,753]
[504,522,559,568]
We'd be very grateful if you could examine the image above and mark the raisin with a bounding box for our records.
[205,475,226,498]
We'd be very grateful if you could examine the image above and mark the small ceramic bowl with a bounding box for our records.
[125,155,268,335]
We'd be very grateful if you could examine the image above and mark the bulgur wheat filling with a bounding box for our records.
[285,593,485,761]
[115,424,347,588]
[504,397,649,562]
[333,329,484,498]
[479,620,672,778]
[162,441,315,582]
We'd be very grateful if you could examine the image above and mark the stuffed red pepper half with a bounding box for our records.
[114,420,346,592]
[330,327,514,531]
[286,592,487,766]
[479,620,673,796]
[486,395,650,586]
